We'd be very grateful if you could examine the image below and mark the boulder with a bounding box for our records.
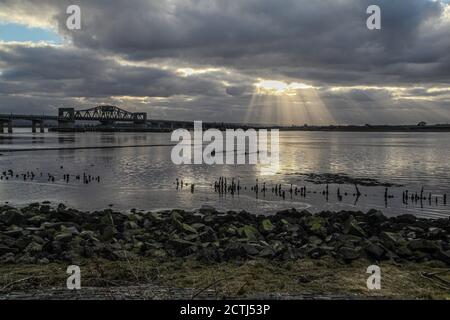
[3,227,25,238]
[24,242,43,254]
[180,223,198,234]
[28,215,46,225]
[281,247,297,261]
[125,221,140,230]
[338,246,362,261]
[380,231,405,249]
[169,238,196,250]
[363,242,386,260]
[0,245,16,255]
[101,225,117,241]
[148,212,164,222]
[395,245,414,258]
[343,216,367,238]
[258,247,276,258]
[260,219,275,233]
[64,226,80,235]
[54,232,73,242]
[303,216,327,238]
[396,214,418,224]
[242,243,262,255]
[223,242,245,259]
[1,209,25,225]
[39,205,51,214]
[238,225,260,241]
[427,228,447,240]
[0,253,16,264]
[366,209,386,223]
[408,239,440,253]
[309,246,334,259]
[199,205,216,214]
[199,227,217,242]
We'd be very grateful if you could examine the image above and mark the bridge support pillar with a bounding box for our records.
[7,121,12,133]
[58,120,75,130]
[0,122,3,133]
[32,120,45,133]
[58,108,75,131]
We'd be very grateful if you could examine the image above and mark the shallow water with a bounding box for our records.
[0,129,449,219]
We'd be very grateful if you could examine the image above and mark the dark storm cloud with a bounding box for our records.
[2,0,448,85]
[0,43,228,98]
[49,0,448,85]
[0,0,449,124]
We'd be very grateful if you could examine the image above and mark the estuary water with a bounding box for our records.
[0,129,449,219]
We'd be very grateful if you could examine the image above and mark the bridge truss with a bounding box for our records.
[58,105,147,123]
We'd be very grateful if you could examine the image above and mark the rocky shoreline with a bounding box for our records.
[0,204,449,266]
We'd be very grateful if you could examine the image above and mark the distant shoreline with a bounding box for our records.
[48,124,450,132]
[3,124,450,133]
[278,125,450,132]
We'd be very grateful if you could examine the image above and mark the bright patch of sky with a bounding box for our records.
[0,23,61,43]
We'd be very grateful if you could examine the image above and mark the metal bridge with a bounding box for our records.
[0,105,148,133]
[58,106,146,124]
[0,105,246,133]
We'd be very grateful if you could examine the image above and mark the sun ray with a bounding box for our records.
[246,79,335,126]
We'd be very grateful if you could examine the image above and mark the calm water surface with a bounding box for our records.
[0,129,449,219]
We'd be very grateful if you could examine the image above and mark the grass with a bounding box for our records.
[0,258,449,299]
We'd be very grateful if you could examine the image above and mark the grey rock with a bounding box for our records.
[364,242,386,260]
[242,243,261,255]
[2,209,25,225]
[25,242,43,254]
[343,216,367,238]
[199,205,216,214]
[54,232,73,242]
[260,219,275,233]
[258,247,275,258]
[0,245,16,255]
[408,239,440,253]
[40,205,51,214]
[338,246,362,261]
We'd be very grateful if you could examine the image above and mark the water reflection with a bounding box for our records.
[0,129,449,218]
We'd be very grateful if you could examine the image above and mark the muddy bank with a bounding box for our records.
[298,173,403,187]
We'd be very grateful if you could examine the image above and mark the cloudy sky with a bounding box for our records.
[0,0,449,125]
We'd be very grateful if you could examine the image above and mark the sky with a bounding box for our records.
[0,0,449,125]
